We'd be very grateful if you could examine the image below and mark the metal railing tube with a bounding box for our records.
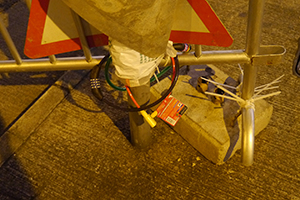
[176,50,251,66]
[243,0,265,100]
[71,10,93,62]
[0,16,22,64]
[0,56,104,72]
[242,106,255,166]
[195,45,202,58]
[49,55,57,63]
[241,0,265,166]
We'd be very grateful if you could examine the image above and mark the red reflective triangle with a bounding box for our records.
[169,0,233,47]
[24,0,108,58]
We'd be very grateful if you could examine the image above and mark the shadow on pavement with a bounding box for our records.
[58,71,131,141]
[0,157,37,199]
[0,2,47,198]
[0,0,29,60]
[0,114,37,199]
[0,71,64,85]
[0,71,65,137]
[0,0,20,12]
[0,115,3,137]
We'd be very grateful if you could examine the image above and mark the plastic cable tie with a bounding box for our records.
[244,100,255,111]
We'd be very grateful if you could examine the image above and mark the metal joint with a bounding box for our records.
[250,45,286,65]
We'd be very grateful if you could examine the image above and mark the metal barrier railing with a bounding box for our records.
[0,0,102,72]
[0,0,286,166]
[0,14,22,65]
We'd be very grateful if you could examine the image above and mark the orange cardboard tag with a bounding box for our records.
[156,95,187,126]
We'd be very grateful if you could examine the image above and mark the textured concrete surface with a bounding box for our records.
[0,70,89,166]
[0,0,65,135]
[0,0,300,199]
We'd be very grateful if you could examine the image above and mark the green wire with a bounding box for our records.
[150,65,172,83]
[105,56,172,91]
[105,56,126,91]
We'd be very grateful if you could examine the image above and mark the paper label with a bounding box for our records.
[156,95,187,126]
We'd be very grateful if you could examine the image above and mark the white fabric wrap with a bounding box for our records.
[109,38,165,87]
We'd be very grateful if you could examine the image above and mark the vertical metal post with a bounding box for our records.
[195,45,202,58]
[242,106,255,166]
[0,16,22,64]
[241,0,265,166]
[71,10,93,62]
[49,55,57,63]
[25,0,57,64]
[128,83,152,148]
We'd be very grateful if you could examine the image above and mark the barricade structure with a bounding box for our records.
[0,0,286,166]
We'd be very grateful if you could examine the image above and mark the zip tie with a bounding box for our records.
[201,78,237,90]
[163,56,170,67]
[238,64,244,76]
[201,77,244,103]
[254,86,279,92]
[253,75,284,98]
[255,81,281,90]
[155,65,160,74]
[252,91,281,102]
[202,72,283,110]
[244,100,255,111]
[205,92,245,103]
[153,73,160,83]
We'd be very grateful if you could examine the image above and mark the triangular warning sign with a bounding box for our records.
[24,0,108,58]
[170,0,233,47]
[172,0,210,33]
[24,0,232,59]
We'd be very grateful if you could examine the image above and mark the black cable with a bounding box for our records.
[173,43,191,52]
[90,54,180,112]
[293,37,300,77]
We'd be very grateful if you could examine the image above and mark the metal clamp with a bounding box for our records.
[251,45,286,65]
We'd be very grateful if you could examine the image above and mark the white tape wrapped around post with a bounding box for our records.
[109,39,174,148]
[109,38,164,87]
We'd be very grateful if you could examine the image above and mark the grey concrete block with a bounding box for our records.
[151,65,273,164]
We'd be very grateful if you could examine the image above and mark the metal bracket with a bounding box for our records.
[251,45,286,65]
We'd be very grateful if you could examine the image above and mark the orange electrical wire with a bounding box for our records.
[125,86,140,108]
[171,57,175,82]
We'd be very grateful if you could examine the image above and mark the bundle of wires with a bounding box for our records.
[173,43,191,53]
[104,56,173,91]
[90,54,179,112]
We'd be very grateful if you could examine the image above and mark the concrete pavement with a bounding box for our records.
[1,0,300,199]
